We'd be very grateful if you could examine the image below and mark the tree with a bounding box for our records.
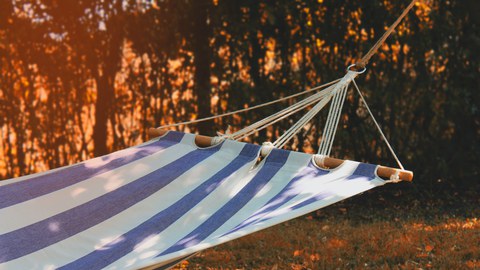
[39,0,130,156]
[191,0,213,135]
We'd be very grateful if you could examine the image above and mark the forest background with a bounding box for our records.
[1,0,479,268]
[0,0,478,195]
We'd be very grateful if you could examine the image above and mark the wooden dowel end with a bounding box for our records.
[147,128,413,182]
[148,128,212,146]
[314,155,413,182]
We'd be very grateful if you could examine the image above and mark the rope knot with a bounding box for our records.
[260,142,275,157]
[212,125,234,145]
[313,154,327,168]
[385,170,402,184]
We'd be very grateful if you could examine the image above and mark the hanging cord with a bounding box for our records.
[317,68,363,156]
[274,70,360,149]
[274,93,332,148]
[232,84,336,141]
[352,79,405,170]
[156,79,340,129]
[356,0,417,68]
[318,84,348,156]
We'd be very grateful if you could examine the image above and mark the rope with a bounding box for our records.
[274,94,332,148]
[274,71,357,149]
[318,70,359,156]
[318,84,348,156]
[356,0,417,68]
[156,79,340,129]
[352,79,405,170]
[233,85,336,141]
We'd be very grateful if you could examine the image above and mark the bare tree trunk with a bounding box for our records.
[192,0,212,135]
[93,73,112,156]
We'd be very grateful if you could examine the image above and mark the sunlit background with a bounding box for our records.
[0,0,478,190]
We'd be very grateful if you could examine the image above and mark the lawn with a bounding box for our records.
[173,184,480,269]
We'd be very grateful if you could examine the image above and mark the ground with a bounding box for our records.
[172,184,480,269]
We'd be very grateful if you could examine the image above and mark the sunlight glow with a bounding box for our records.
[139,251,158,260]
[134,234,160,253]
[71,187,87,197]
[104,177,124,191]
[94,235,124,250]
[125,258,138,268]
[48,222,60,232]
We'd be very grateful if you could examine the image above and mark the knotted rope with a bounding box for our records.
[355,0,417,68]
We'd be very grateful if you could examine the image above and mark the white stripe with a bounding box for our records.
[0,135,194,234]
[0,139,159,187]
[110,143,261,270]
[144,150,309,266]
[237,177,385,236]
[249,161,364,222]
[151,159,372,264]
[1,139,248,270]
[250,163,381,222]
[216,165,384,243]
[209,151,314,238]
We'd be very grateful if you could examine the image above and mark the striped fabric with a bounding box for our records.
[0,131,386,270]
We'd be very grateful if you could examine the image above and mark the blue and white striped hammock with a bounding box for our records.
[1,1,421,266]
[0,131,387,269]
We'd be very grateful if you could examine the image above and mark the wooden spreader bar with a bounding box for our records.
[148,128,413,182]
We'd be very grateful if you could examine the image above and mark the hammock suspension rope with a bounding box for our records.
[153,0,418,180]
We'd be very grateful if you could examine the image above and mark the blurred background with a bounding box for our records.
[0,0,478,192]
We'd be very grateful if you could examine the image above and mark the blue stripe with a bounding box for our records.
[0,131,184,209]
[0,135,219,264]
[58,144,259,270]
[225,161,328,235]
[289,191,332,211]
[346,163,377,180]
[157,148,290,257]
[293,163,378,212]
[250,163,379,226]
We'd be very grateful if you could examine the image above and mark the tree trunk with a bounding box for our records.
[192,0,212,135]
[93,74,112,156]
[249,0,263,96]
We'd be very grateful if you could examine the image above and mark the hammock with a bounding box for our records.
[1,130,389,270]
[0,66,413,269]
[0,1,417,269]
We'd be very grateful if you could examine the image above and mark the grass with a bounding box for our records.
[172,184,480,269]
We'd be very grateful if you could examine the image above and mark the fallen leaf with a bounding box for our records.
[293,250,302,257]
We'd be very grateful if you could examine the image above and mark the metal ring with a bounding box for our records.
[346,64,366,74]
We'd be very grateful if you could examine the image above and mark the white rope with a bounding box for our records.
[156,79,341,129]
[234,89,332,141]
[274,94,332,148]
[318,87,342,155]
[352,79,405,170]
[384,170,402,183]
[231,84,336,141]
[318,70,358,156]
[318,84,348,156]
[273,70,359,150]
[273,91,333,148]
[231,90,326,140]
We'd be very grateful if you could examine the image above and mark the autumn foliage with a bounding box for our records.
[174,190,480,269]
[1,0,478,268]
